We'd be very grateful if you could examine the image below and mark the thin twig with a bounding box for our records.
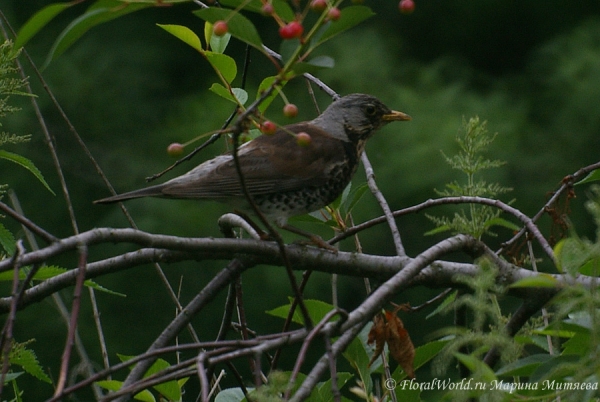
[0,199,57,243]
[109,258,251,402]
[403,288,454,313]
[500,160,600,252]
[196,352,210,402]
[330,195,556,265]
[54,245,88,397]
[284,309,346,399]
[324,335,341,402]
[361,152,406,256]
[271,269,314,370]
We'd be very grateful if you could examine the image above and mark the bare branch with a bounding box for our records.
[330,196,556,265]
[54,245,88,397]
[110,258,251,402]
[361,152,406,256]
[0,200,58,244]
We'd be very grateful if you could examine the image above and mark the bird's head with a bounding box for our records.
[311,93,411,145]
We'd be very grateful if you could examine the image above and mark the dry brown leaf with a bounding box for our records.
[367,313,386,368]
[385,310,415,379]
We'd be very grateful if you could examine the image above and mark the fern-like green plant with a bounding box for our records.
[432,260,521,401]
[427,116,513,239]
[0,40,54,259]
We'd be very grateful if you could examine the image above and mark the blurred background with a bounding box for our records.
[1,0,600,399]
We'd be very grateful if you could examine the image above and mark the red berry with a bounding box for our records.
[310,0,327,12]
[279,21,304,40]
[167,142,184,157]
[261,3,274,15]
[399,0,415,14]
[327,7,341,21]
[283,103,299,118]
[213,20,228,36]
[296,132,311,146]
[260,121,277,135]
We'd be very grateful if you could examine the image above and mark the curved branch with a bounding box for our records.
[501,160,600,251]
[292,234,476,400]
[330,196,556,265]
[1,227,595,314]
[361,152,405,256]
[109,257,251,402]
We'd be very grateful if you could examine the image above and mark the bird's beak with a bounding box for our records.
[382,110,412,121]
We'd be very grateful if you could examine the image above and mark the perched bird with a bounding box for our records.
[95,93,410,240]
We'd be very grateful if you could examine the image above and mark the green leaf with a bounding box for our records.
[561,330,591,355]
[391,339,451,382]
[530,354,580,383]
[14,1,78,51]
[10,344,51,383]
[310,6,375,49]
[412,339,451,372]
[292,56,335,75]
[288,212,332,226]
[1,372,23,384]
[266,299,336,326]
[341,183,368,217]
[426,291,457,319]
[218,0,295,22]
[194,8,264,52]
[576,168,600,185]
[215,387,250,401]
[0,150,54,194]
[424,224,451,236]
[453,352,497,382]
[256,76,281,112]
[205,51,238,84]
[509,274,558,289]
[0,223,16,256]
[342,326,373,395]
[84,278,127,297]
[157,24,202,52]
[44,1,151,67]
[279,38,300,65]
[483,216,520,231]
[578,257,600,276]
[144,358,182,402]
[209,83,248,105]
[0,265,126,296]
[114,355,183,401]
[208,24,231,54]
[96,380,156,402]
[311,373,353,401]
[495,354,552,377]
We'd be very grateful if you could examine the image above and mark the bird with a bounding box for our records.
[95,93,411,244]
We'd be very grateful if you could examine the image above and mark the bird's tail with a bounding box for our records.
[94,184,165,204]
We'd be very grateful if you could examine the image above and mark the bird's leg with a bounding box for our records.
[279,223,338,253]
[233,211,337,252]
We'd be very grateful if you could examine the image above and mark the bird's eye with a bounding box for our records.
[365,104,376,116]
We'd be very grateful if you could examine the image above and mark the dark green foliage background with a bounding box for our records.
[1,0,600,399]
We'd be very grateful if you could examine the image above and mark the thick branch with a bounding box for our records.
[1,228,595,314]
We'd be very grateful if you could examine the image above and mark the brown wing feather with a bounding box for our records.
[160,123,347,199]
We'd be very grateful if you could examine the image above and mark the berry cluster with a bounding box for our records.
[258,0,344,42]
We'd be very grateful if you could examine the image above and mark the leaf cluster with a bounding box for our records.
[0,40,30,151]
[427,116,513,239]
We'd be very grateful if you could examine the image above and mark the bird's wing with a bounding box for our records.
[160,123,350,199]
